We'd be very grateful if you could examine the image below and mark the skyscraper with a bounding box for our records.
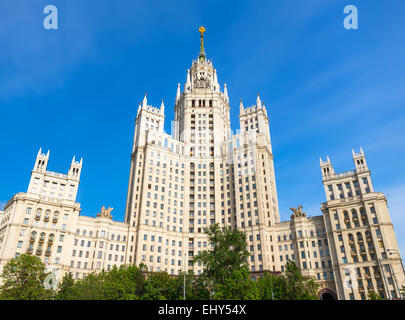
[0,28,403,300]
[124,27,279,275]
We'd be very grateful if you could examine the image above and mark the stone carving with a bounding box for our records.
[97,206,114,219]
[194,75,211,89]
[290,205,307,219]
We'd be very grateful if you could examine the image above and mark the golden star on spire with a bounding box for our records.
[199,26,206,35]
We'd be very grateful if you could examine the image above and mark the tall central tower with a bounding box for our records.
[124,27,280,275]
[174,26,231,155]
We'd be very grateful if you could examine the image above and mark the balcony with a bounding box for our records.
[44,215,49,222]
[348,239,355,245]
[366,237,373,243]
[35,249,42,256]
[365,273,371,279]
[26,247,33,254]
[52,217,58,223]
[45,249,51,256]
[351,250,358,257]
[35,215,41,221]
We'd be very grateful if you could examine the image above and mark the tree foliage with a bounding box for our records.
[256,261,318,300]
[57,265,146,300]
[0,254,53,300]
[367,291,385,300]
[1,230,322,300]
[192,224,258,299]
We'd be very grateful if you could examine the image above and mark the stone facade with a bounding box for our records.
[0,30,404,300]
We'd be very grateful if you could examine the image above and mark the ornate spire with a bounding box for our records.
[256,93,262,108]
[142,92,147,108]
[185,69,191,92]
[160,99,165,115]
[176,83,181,102]
[239,99,244,113]
[224,83,229,101]
[198,26,206,62]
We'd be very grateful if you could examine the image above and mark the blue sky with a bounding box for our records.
[1,0,405,255]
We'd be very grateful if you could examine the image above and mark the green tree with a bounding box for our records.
[142,272,178,300]
[256,272,285,300]
[100,265,146,299]
[54,272,75,300]
[213,268,259,300]
[169,271,210,300]
[283,260,319,300]
[57,265,146,300]
[193,224,258,299]
[0,254,53,300]
[368,291,385,300]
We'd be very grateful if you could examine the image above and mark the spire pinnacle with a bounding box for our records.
[143,93,147,108]
[224,83,228,101]
[176,83,181,102]
[198,26,206,62]
[257,93,262,108]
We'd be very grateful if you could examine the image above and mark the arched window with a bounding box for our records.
[30,231,37,241]
[53,211,59,223]
[48,234,54,244]
[36,209,42,220]
[356,232,363,241]
[44,210,50,221]
[39,232,46,242]
[351,209,358,220]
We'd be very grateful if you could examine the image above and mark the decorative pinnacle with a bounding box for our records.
[198,26,206,61]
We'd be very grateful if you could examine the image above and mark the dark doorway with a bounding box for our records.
[319,288,337,300]
[321,292,335,300]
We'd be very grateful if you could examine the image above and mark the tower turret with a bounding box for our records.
[352,147,368,172]
[320,155,335,178]
[68,156,82,180]
[34,147,50,172]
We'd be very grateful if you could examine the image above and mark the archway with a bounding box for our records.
[319,288,338,300]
